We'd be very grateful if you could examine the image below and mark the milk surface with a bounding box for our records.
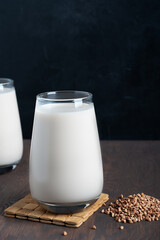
[0,88,23,166]
[30,102,103,203]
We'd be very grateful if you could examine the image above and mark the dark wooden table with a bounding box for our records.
[0,140,160,240]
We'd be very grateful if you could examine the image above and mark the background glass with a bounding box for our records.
[29,91,103,213]
[0,78,23,173]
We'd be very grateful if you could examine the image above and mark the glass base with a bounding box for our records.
[37,196,100,214]
[0,163,18,174]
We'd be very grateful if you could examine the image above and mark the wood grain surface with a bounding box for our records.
[0,140,160,240]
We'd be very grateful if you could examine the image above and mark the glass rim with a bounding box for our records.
[0,78,14,86]
[37,90,93,102]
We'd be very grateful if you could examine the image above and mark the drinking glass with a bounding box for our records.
[0,78,23,173]
[29,91,103,213]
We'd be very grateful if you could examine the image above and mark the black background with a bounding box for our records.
[0,0,160,140]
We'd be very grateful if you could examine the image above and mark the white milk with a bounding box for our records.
[30,102,103,203]
[0,88,23,166]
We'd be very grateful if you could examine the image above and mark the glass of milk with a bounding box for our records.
[0,78,23,173]
[29,91,103,213]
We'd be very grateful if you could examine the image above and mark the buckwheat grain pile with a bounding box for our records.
[103,193,160,223]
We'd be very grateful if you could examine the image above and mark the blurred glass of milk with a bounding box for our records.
[0,78,23,173]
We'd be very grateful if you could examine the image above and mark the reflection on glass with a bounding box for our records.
[30,91,103,213]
